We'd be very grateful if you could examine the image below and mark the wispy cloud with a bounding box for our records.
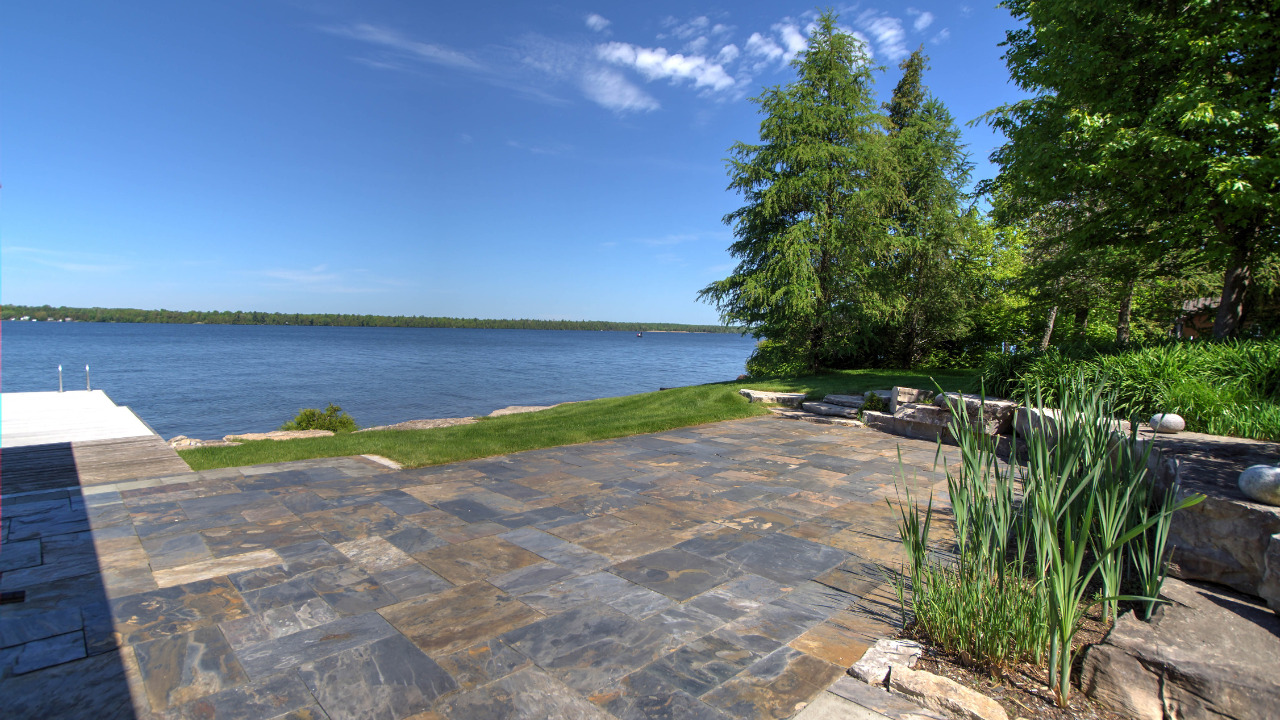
[855,11,909,61]
[2,245,130,273]
[323,23,480,70]
[258,265,339,284]
[584,13,611,33]
[580,68,659,112]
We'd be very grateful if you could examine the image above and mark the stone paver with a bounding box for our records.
[0,417,953,719]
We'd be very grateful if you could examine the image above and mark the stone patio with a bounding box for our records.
[0,416,955,720]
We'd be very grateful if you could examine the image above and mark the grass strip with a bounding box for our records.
[179,368,980,471]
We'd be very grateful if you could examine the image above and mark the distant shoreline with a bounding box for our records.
[2,304,742,334]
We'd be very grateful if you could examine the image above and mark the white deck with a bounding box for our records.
[1,390,156,448]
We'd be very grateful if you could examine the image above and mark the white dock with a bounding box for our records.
[1,390,155,448]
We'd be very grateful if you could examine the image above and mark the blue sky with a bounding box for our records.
[2,1,1027,324]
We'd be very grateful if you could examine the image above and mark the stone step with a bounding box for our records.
[738,389,807,407]
[769,407,863,428]
[802,402,861,418]
[822,394,866,408]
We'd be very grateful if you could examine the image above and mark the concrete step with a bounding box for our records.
[802,402,861,418]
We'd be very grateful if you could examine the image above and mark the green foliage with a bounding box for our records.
[894,375,1204,705]
[861,392,887,413]
[700,12,896,373]
[280,404,359,433]
[0,304,738,334]
[979,339,1280,440]
[989,0,1280,338]
[744,340,808,378]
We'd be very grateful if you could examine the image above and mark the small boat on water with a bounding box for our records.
[637,332,643,337]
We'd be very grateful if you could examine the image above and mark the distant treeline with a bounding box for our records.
[2,305,741,334]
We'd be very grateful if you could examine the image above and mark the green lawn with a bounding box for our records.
[179,368,979,471]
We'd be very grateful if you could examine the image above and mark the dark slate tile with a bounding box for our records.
[701,647,842,720]
[643,604,728,644]
[233,612,397,678]
[499,602,680,694]
[436,498,504,524]
[276,539,348,575]
[481,480,549,501]
[81,601,119,656]
[239,576,322,614]
[297,633,457,720]
[278,491,332,515]
[686,574,789,622]
[0,606,81,648]
[611,549,739,602]
[1,650,135,720]
[722,532,848,585]
[4,630,86,675]
[379,581,543,658]
[675,527,761,560]
[597,668,735,720]
[373,563,452,601]
[383,525,448,556]
[440,667,616,719]
[643,632,762,698]
[489,562,575,595]
[715,601,827,655]
[372,490,435,517]
[494,506,578,529]
[200,520,321,558]
[301,564,397,616]
[165,671,317,720]
[228,565,292,593]
[111,577,251,645]
[437,639,531,691]
[179,490,274,518]
[133,625,248,711]
[6,506,91,540]
[142,532,212,571]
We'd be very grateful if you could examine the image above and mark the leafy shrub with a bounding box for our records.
[745,339,809,377]
[861,392,887,413]
[978,339,1280,440]
[280,404,359,432]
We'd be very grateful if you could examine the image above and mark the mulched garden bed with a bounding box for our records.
[898,607,1128,720]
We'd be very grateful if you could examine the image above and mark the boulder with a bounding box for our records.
[1082,578,1280,720]
[888,664,1009,720]
[1261,533,1280,613]
[895,405,950,426]
[802,401,860,419]
[1238,465,1280,506]
[1013,406,1060,438]
[738,389,807,407]
[1149,413,1186,434]
[935,393,1017,435]
[889,387,933,414]
[849,639,923,685]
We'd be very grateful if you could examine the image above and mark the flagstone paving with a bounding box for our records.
[0,416,955,720]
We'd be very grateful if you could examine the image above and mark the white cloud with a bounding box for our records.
[584,13,610,33]
[717,44,739,63]
[2,245,129,273]
[596,42,735,91]
[743,22,808,70]
[907,9,935,32]
[855,11,909,61]
[580,68,659,112]
[661,16,710,40]
[933,28,951,43]
[323,24,479,70]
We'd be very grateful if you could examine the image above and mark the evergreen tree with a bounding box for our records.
[874,50,977,367]
[699,12,897,373]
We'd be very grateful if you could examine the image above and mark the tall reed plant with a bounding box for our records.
[893,372,1203,707]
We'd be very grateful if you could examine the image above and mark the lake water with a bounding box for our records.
[1,322,757,440]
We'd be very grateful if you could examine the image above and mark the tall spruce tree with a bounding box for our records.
[699,12,896,373]
[875,49,977,367]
